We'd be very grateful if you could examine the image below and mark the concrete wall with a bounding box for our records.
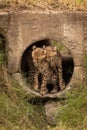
[0,10,87,90]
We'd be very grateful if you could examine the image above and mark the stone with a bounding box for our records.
[45,101,62,125]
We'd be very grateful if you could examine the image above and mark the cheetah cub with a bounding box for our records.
[44,45,65,91]
[32,45,59,95]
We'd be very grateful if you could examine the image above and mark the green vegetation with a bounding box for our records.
[0,36,47,130]
[0,67,48,130]
[0,0,87,11]
[56,84,87,130]
[51,40,68,53]
[0,45,87,130]
[49,55,87,130]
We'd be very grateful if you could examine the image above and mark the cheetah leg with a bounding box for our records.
[40,76,48,95]
[51,75,58,93]
[58,66,65,90]
[33,72,39,91]
[51,84,58,93]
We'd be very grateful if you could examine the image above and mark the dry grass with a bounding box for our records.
[0,66,48,130]
[0,0,87,10]
[48,123,73,130]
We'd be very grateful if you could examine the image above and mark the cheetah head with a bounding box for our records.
[32,45,46,63]
[46,46,57,56]
[45,46,58,62]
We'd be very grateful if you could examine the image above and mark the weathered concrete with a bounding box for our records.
[0,10,87,97]
[6,11,85,72]
[83,13,87,53]
[0,12,9,36]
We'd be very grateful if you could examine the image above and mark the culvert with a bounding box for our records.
[0,10,85,98]
[20,39,74,98]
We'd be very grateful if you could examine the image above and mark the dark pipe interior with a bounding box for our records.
[0,34,6,64]
[62,55,74,85]
[0,34,6,49]
[21,40,74,91]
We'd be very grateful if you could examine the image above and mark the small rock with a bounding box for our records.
[45,101,62,125]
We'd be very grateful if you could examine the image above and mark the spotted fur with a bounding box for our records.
[32,45,59,95]
[45,45,65,90]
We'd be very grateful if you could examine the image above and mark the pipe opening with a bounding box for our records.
[21,39,74,94]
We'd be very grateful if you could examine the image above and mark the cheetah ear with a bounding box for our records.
[32,45,36,50]
[54,46,57,51]
[43,45,46,49]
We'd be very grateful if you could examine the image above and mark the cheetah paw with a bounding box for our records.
[40,88,48,95]
[51,89,57,93]
[34,86,39,91]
